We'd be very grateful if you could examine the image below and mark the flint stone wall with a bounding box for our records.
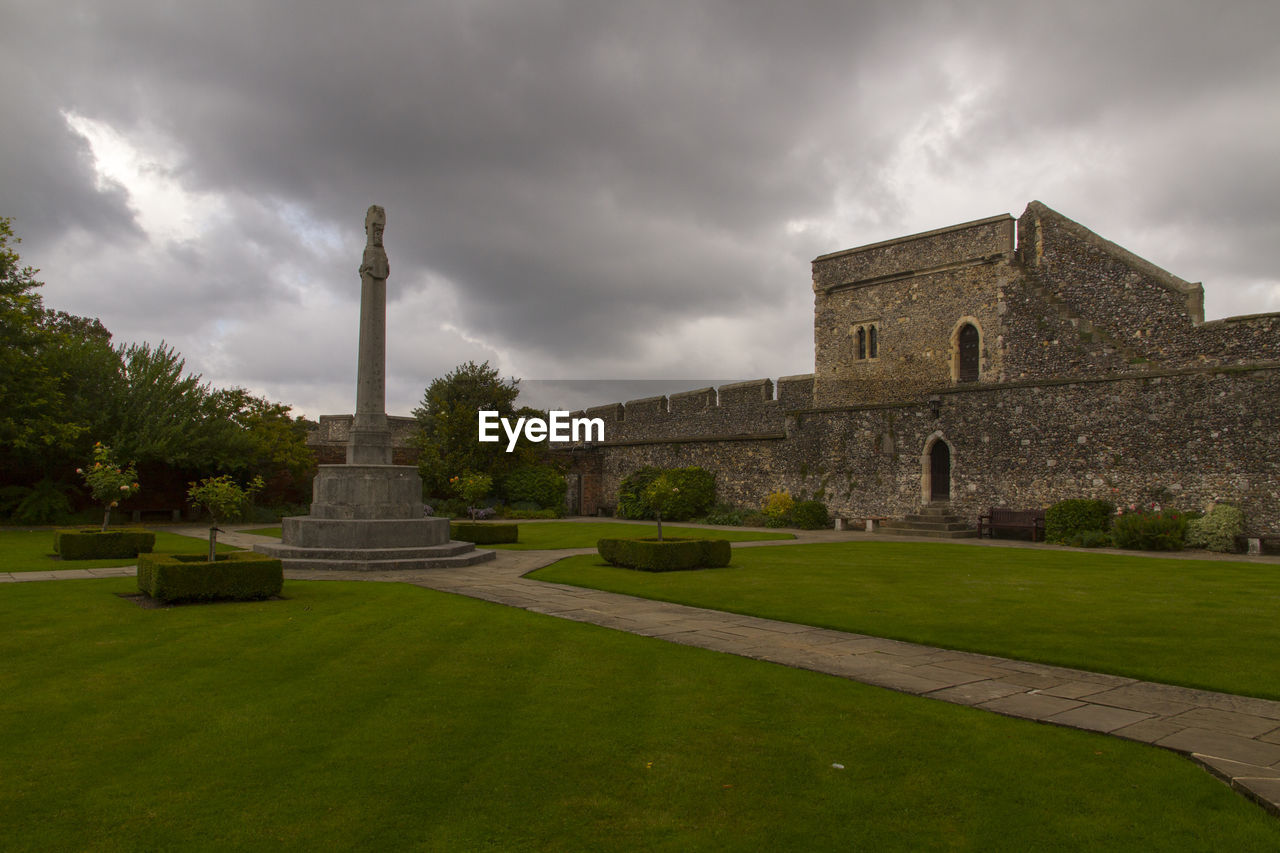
[593,366,1280,534]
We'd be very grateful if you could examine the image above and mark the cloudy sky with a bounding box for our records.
[4,1,1278,419]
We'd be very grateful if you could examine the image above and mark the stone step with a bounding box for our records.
[256,540,478,561]
[263,548,498,572]
[876,526,980,539]
[894,518,972,530]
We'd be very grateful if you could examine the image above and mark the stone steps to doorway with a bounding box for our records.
[878,504,979,539]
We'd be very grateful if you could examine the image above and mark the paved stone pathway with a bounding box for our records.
[7,524,1280,816]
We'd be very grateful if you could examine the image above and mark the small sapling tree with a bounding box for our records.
[449,471,493,520]
[77,442,140,531]
[187,474,264,562]
[643,473,680,542]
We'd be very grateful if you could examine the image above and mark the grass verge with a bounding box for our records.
[529,540,1280,699]
[0,529,238,572]
[0,578,1276,850]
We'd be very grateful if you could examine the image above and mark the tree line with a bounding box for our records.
[0,217,315,522]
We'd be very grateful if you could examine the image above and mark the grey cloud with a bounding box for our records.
[2,0,1278,417]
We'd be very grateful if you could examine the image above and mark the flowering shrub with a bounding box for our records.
[450,472,493,520]
[761,490,795,528]
[78,443,140,531]
[1111,504,1187,551]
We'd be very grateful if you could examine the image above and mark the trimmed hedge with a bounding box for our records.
[137,551,283,603]
[54,528,156,560]
[1044,500,1115,544]
[596,538,731,572]
[450,522,519,545]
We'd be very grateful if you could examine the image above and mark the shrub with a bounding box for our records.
[502,464,567,510]
[1111,509,1187,551]
[449,522,519,544]
[1185,504,1245,553]
[500,504,561,519]
[701,503,746,526]
[616,467,663,519]
[596,538,731,572]
[55,528,156,560]
[617,467,716,521]
[429,497,468,518]
[791,500,830,530]
[1045,499,1115,544]
[4,480,73,524]
[1067,529,1112,548]
[137,551,283,603]
[762,490,794,527]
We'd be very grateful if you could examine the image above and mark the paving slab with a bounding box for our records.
[1046,704,1153,734]
[978,692,1086,721]
[1157,728,1280,768]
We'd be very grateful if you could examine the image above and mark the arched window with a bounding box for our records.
[856,326,867,360]
[957,323,979,382]
[868,325,878,359]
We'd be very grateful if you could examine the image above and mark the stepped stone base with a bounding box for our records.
[254,463,495,571]
[878,504,979,539]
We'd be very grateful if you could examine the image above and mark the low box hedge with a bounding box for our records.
[596,538,731,572]
[137,551,283,604]
[54,528,156,560]
[450,522,519,545]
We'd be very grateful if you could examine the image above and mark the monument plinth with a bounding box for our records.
[256,206,493,571]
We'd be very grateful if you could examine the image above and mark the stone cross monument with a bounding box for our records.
[348,204,393,465]
[255,206,493,571]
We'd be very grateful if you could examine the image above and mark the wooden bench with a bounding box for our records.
[978,508,1046,542]
[130,508,184,523]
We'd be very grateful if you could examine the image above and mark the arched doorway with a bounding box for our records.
[928,439,951,502]
[957,323,980,382]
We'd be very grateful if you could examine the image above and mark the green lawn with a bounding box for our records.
[240,521,792,550]
[0,529,239,572]
[1,579,1276,850]
[530,541,1280,700]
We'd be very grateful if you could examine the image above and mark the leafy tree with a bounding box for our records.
[0,218,82,460]
[449,471,493,520]
[78,443,140,531]
[187,474,264,561]
[643,472,681,541]
[413,361,541,496]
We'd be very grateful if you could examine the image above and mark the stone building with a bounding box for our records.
[565,201,1280,534]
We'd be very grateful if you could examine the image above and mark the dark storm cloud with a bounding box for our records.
[2,0,1277,416]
